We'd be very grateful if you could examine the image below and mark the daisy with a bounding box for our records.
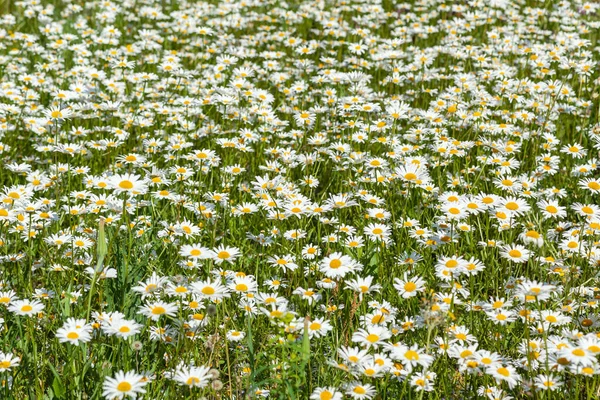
[132,273,168,298]
[574,364,600,376]
[345,276,382,297]
[227,330,246,341]
[561,143,586,158]
[72,236,94,250]
[358,359,386,378]
[486,310,517,325]
[293,287,321,304]
[191,279,230,301]
[174,220,201,237]
[534,374,562,391]
[0,290,17,306]
[337,346,370,366]
[301,243,321,259]
[138,301,178,321]
[310,387,343,400]
[268,255,298,272]
[108,174,148,196]
[351,326,391,349]
[499,196,530,217]
[473,350,503,370]
[56,318,93,346]
[102,370,148,399]
[519,229,544,247]
[346,382,376,399]
[344,235,365,249]
[9,299,45,316]
[320,252,361,279]
[573,203,600,219]
[392,344,435,371]
[435,256,467,281]
[363,223,391,242]
[393,273,426,298]
[578,336,600,354]
[117,153,147,166]
[305,318,333,338]
[294,110,316,126]
[179,244,212,259]
[45,106,73,121]
[561,347,596,366]
[212,245,240,264]
[487,364,521,388]
[464,257,486,275]
[171,364,211,388]
[441,202,468,220]
[0,352,20,372]
[326,193,358,209]
[229,276,258,296]
[515,280,556,302]
[410,371,436,392]
[580,178,600,193]
[103,318,143,339]
[500,244,530,263]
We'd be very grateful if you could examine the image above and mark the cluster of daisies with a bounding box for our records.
[0,0,600,398]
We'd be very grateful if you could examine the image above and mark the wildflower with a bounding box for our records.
[534,374,562,391]
[390,344,434,371]
[320,252,361,279]
[352,326,391,349]
[393,274,426,298]
[346,382,376,399]
[410,371,436,392]
[102,371,148,399]
[304,318,333,338]
[108,174,148,196]
[346,276,381,297]
[226,330,245,341]
[171,365,211,388]
[179,244,212,259]
[104,318,143,339]
[191,279,230,301]
[310,387,343,400]
[9,299,44,317]
[212,245,240,264]
[500,245,530,263]
[0,352,20,372]
[488,364,521,388]
[56,318,93,346]
[138,301,178,321]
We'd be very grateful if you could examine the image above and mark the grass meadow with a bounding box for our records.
[1,0,600,398]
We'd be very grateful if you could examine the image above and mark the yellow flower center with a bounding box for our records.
[117,382,132,392]
[67,332,79,340]
[119,180,134,189]
[151,306,166,315]
[217,251,230,259]
[186,377,200,386]
[508,249,521,258]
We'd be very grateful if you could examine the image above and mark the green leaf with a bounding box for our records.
[301,317,310,363]
[95,218,108,272]
[51,374,65,399]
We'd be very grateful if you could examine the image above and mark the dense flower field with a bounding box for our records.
[1,0,600,398]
